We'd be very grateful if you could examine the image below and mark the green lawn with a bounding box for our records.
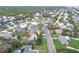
[53,39,79,53]
[51,32,79,53]
[51,31,58,38]
[68,38,79,49]
[33,38,48,53]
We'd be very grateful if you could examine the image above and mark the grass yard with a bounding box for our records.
[33,38,48,53]
[68,38,79,49]
[53,39,79,53]
[51,32,79,53]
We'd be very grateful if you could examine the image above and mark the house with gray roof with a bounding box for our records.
[13,45,38,53]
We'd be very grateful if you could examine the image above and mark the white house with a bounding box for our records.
[31,22,38,25]
[65,23,73,30]
[65,36,70,41]
[0,30,13,39]
[35,13,40,16]
[3,16,8,22]
[20,23,27,29]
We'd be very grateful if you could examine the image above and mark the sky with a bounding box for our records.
[0,0,79,6]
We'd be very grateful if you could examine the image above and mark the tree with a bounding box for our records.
[7,41,23,52]
[36,31,43,45]
[62,29,72,36]
[68,15,78,37]
[15,16,23,20]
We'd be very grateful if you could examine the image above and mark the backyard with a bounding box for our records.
[51,31,79,53]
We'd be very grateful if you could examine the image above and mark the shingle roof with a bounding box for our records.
[21,45,37,53]
[28,25,38,29]
[13,45,37,53]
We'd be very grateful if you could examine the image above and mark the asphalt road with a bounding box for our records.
[42,18,56,53]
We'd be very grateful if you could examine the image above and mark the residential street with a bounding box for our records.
[0,6,79,53]
[42,18,56,53]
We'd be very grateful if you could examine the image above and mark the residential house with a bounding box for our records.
[58,35,69,45]
[58,22,66,29]
[65,23,74,30]
[20,23,27,29]
[0,30,13,39]
[27,19,38,42]
[13,45,38,53]
[0,18,5,28]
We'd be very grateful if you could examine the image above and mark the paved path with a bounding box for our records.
[55,11,63,25]
[66,46,79,52]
